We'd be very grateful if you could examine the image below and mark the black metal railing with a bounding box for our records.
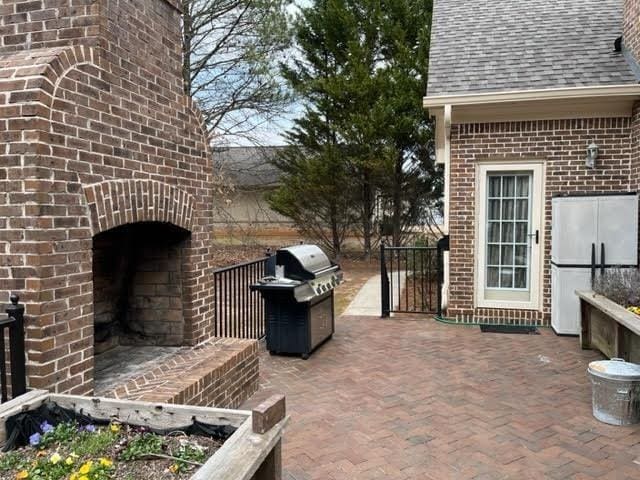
[213,251,272,339]
[1,294,26,403]
[381,242,443,317]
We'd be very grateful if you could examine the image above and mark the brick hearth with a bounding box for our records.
[95,339,259,409]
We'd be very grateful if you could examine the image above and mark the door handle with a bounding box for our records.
[601,243,605,275]
[528,230,539,245]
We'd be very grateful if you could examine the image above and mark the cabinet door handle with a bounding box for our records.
[591,243,596,285]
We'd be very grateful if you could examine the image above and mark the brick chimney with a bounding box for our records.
[0,0,217,395]
[624,0,640,66]
[0,0,184,92]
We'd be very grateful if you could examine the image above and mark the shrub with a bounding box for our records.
[593,268,640,307]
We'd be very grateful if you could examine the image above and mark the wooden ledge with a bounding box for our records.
[576,290,640,337]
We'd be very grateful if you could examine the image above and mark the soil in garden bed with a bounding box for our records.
[0,404,232,480]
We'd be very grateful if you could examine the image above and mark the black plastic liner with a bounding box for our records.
[3,402,237,452]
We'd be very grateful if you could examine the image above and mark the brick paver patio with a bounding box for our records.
[243,315,640,479]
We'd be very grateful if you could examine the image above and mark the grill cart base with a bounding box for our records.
[265,291,334,359]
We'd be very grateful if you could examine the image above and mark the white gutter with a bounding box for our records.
[423,84,640,108]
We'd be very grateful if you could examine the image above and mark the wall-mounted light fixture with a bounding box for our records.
[585,142,599,169]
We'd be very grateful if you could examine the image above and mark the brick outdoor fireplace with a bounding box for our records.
[0,0,259,405]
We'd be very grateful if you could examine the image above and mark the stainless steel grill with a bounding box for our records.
[251,245,343,359]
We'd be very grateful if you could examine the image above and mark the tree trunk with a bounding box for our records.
[181,0,192,95]
[330,206,341,259]
[361,168,373,258]
[392,151,403,246]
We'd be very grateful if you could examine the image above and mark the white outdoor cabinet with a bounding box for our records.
[551,194,638,335]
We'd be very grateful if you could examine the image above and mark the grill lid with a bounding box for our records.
[276,245,336,280]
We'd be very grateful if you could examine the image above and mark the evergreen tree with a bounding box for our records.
[270,0,442,254]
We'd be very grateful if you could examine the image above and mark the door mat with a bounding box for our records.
[479,324,539,335]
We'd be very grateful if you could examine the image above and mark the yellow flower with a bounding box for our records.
[109,423,121,433]
[79,461,92,475]
[70,474,78,480]
[15,471,28,479]
[65,456,74,466]
[99,458,113,467]
[169,464,179,474]
[50,453,61,464]
[79,476,89,480]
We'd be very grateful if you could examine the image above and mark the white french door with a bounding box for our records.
[476,162,544,310]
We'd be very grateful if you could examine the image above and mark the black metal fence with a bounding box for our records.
[381,240,446,317]
[1,294,26,403]
[213,252,272,339]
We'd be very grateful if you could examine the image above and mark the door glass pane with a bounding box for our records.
[486,173,532,291]
[514,268,527,288]
[516,200,528,220]
[488,222,500,242]
[500,267,513,288]
[516,176,529,197]
[503,176,515,197]
[487,267,499,287]
[488,245,499,265]
[489,177,501,197]
[488,200,500,220]
[501,222,514,243]
[501,245,513,265]
[515,222,528,243]
[502,200,514,220]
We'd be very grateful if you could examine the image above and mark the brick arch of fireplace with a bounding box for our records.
[82,179,196,235]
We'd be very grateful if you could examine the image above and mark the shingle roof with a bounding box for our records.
[214,146,284,188]
[426,0,638,97]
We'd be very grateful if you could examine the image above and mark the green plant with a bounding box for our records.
[70,429,118,457]
[119,433,164,461]
[0,450,27,472]
[18,453,75,480]
[38,422,78,449]
[169,443,206,473]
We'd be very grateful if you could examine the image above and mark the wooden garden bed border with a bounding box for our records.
[577,290,640,360]
[0,391,288,480]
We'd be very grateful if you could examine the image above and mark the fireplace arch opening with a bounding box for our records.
[92,222,190,354]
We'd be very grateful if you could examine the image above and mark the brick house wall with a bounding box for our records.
[0,0,218,394]
[448,118,633,324]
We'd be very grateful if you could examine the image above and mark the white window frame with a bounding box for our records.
[475,161,545,310]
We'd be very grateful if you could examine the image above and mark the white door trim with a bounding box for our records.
[474,161,545,310]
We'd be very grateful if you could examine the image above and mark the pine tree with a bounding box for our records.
[270,0,442,255]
